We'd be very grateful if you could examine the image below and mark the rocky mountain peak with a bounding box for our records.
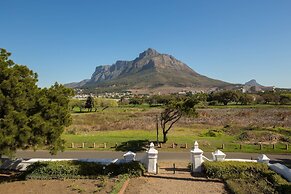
[245,79,263,87]
[138,48,159,58]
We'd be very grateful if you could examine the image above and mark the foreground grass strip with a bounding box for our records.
[203,161,291,194]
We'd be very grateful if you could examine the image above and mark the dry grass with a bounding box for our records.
[69,107,161,133]
[65,107,291,152]
[180,108,291,128]
[68,107,291,134]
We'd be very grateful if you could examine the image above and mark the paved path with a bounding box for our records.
[13,150,291,164]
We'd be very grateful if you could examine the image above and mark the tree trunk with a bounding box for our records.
[163,131,168,143]
[156,115,159,145]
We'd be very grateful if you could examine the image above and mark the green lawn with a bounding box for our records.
[63,128,291,153]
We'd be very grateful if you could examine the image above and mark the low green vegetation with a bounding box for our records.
[24,160,145,180]
[203,161,291,194]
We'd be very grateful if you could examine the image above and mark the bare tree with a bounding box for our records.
[160,98,198,143]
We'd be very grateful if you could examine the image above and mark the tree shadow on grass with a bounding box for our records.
[115,140,150,152]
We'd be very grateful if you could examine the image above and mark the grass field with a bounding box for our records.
[64,105,291,153]
[63,129,291,153]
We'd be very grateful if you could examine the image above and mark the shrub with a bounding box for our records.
[24,161,145,180]
[226,178,275,194]
[203,161,291,194]
[203,161,268,179]
[203,129,223,137]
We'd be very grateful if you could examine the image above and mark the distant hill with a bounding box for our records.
[245,79,263,87]
[243,79,274,93]
[65,48,232,94]
[65,79,90,88]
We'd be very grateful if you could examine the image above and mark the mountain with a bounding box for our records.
[64,79,90,88]
[66,48,232,94]
[245,79,263,87]
[243,79,274,93]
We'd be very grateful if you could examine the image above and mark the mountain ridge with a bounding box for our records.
[65,48,232,93]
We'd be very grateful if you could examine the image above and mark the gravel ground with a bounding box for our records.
[124,161,228,194]
[124,176,228,194]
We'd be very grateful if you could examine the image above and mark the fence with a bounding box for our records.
[65,142,290,152]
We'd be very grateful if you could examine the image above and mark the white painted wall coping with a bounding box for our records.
[269,163,291,182]
[224,159,257,162]
[202,155,212,162]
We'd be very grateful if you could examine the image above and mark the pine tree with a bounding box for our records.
[85,96,94,112]
[0,49,73,157]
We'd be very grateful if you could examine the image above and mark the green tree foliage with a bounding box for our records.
[146,95,174,106]
[94,97,118,110]
[129,97,143,105]
[160,97,198,143]
[261,92,280,104]
[100,98,118,108]
[254,94,265,104]
[84,96,94,111]
[192,93,208,103]
[68,99,84,112]
[0,49,73,157]
[211,90,239,105]
[280,95,291,105]
[33,83,73,154]
[238,93,254,105]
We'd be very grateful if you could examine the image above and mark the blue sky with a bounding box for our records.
[1,0,291,88]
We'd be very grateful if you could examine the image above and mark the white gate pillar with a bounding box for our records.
[146,142,158,174]
[191,141,203,173]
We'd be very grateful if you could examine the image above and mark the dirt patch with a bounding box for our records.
[124,161,228,194]
[0,178,115,194]
[125,176,228,194]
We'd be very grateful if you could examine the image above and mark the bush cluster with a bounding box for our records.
[24,161,145,180]
[203,161,291,194]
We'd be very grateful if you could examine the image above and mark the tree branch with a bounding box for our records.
[165,113,182,133]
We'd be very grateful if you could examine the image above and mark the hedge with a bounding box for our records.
[24,161,145,180]
[203,161,291,194]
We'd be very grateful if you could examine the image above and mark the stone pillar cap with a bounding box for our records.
[258,154,270,161]
[213,150,226,156]
[148,142,158,154]
[123,151,136,157]
[191,141,203,154]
